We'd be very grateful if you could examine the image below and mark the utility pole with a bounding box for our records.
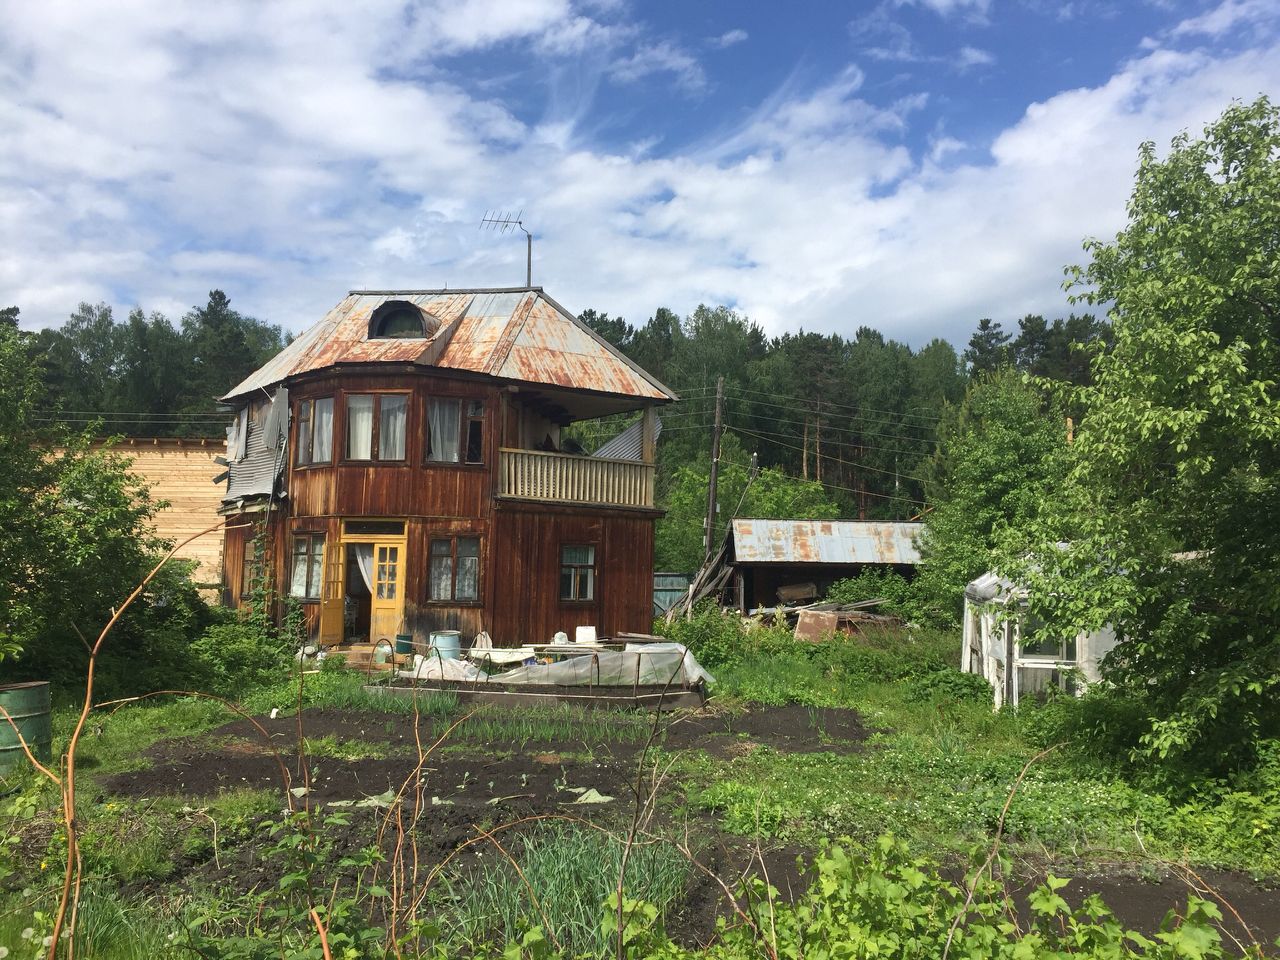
[802,417,809,479]
[704,376,724,562]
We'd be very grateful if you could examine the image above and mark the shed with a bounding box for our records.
[726,519,922,611]
[960,570,1119,708]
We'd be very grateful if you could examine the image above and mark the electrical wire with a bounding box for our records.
[720,393,942,439]
[728,425,929,485]
[725,383,945,423]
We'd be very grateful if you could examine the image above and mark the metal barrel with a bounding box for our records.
[0,681,53,776]
[428,630,462,660]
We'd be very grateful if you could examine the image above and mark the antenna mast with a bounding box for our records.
[480,210,533,287]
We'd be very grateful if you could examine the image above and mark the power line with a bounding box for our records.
[728,426,929,485]
[720,421,938,461]
[721,392,941,439]
[725,384,945,424]
[34,410,227,419]
[770,469,925,508]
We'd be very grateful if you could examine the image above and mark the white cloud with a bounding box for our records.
[851,5,921,62]
[1169,0,1279,39]
[954,45,995,70]
[708,28,748,49]
[894,0,991,21]
[1,0,1278,353]
[608,40,707,92]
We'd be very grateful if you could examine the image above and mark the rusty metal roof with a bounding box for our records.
[731,519,923,565]
[220,287,677,404]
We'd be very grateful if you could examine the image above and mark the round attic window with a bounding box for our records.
[369,300,438,339]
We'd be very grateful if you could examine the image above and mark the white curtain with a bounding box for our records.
[347,395,374,459]
[427,399,460,462]
[353,544,374,592]
[380,396,407,460]
[313,398,333,462]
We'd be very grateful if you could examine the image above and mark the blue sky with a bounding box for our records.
[1,0,1277,347]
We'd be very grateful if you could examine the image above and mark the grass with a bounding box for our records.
[0,885,183,959]
[5,615,1276,956]
[667,613,1280,875]
[437,822,690,959]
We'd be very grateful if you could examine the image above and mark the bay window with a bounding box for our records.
[427,398,484,464]
[295,397,333,466]
[346,393,407,461]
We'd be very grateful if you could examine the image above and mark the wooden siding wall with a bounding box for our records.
[81,439,226,585]
[229,369,658,645]
[489,503,655,644]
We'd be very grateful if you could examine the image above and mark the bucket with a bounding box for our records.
[429,630,462,660]
[0,681,52,777]
[395,634,414,656]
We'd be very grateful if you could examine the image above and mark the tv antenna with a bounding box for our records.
[480,210,533,288]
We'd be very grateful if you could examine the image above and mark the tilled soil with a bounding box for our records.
[95,704,1280,947]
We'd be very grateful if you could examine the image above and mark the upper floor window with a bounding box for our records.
[427,398,484,464]
[429,536,480,602]
[368,300,436,339]
[560,544,596,601]
[346,393,408,461]
[295,397,334,466]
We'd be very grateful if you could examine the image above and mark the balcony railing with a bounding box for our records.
[499,448,655,508]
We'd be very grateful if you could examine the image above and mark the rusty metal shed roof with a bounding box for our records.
[731,519,923,565]
[220,287,677,404]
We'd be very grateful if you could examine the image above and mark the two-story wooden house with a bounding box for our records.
[218,287,675,649]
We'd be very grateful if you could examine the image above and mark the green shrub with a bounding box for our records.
[825,568,921,620]
[188,621,291,696]
[902,669,992,705]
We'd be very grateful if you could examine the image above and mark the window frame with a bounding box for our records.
[424,396,486,467]
[294,397,334,468]
[288,532,325,601]
[427,535,482,605]
[559,544,597,603]
[343,391,411,464]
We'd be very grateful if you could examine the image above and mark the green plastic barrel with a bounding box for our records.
[0,681,52,776]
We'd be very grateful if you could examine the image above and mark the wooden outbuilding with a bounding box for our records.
[217,287,675,649]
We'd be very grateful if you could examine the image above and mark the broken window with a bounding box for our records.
[560,544,595,601]
[346,393,407,461]
[289,533,325,599]
[295,397,334,466]
[429,536,480,602]
[465,400,485,463]
[426,398,484,464]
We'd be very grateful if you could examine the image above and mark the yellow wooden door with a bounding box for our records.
[318,540,344,647]
[369,542,404,644]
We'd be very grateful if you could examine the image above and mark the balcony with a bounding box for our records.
[498,448,655,509]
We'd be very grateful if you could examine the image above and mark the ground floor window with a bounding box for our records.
[560,544,596,601]
[429,536,480,602]
[240,538,260,601]
[289,533,325,599]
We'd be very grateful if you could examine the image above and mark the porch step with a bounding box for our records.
[330,643,409,671]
